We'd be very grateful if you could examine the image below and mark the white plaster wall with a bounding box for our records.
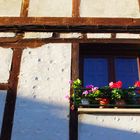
[0,0,22,16]
[80,0,140,18]
[12,44,71,140]
[79,114,140,140]
[0,48,13,83]
[0,1,140,140]
[29,0,72,17]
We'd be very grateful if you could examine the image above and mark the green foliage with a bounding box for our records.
[71,79,137,107]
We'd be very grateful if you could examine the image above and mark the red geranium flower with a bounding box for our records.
[109,81,122,89]
[134,81,140,87]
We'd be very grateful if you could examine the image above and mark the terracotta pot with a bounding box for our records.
[99,98,109,108]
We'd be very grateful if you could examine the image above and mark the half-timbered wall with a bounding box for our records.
[1,1,140,140]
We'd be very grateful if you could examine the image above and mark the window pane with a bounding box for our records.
[83,58,108,87]
[115,58,139,88]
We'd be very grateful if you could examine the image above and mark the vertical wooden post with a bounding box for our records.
[20,0,30,17]
[0,1,29,140]
[70,43,79,140]
[70,1,81,140]
[0,49,23,140]
[72,0,80,17]
[138,0,140,12]
[111,33,116,39]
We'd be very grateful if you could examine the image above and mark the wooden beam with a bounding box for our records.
[0,83,9,90]
[1,48,23,140]
[138,0,140,12]
[20,0,30,17]
[0,17,140,33]
[1,38,140,48]
[70,43,79,140]
[0,17,139,26]
[72,0,80,17]
[0,34,23,43]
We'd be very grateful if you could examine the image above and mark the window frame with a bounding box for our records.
[79,43,140,86]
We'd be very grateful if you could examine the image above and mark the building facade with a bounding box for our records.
[0,0,140,140]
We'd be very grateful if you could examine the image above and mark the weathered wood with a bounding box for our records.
[20,0,30,17]
[0,83,9,90]
[0,17,139,26]
[70,43,79,140]
[0,49,23,140]
[71,43,79,79]
[0,17,140,33]
[0,34,24,43]
[138,0,140,12]
[1,38,140,48]
[111,33,116,38]
[72,0,80,17]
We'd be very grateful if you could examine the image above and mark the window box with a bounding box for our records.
[71,79,140,109]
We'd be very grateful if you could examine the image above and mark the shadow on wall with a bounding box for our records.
[1,93,140,140]
[79,122,140,140]
[11,95,69,140]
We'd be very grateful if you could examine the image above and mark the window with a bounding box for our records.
[72,43,140,111]
[80,43,140,88]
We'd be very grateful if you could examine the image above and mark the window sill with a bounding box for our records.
[78,108,140,114]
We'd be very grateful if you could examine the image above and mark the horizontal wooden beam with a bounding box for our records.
[0,83,9,90]
[0,17,139,26]
[1,38,140,48]
[0,17,140,33]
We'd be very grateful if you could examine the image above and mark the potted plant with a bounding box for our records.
[109,81,139,108]
[66,79,140,109]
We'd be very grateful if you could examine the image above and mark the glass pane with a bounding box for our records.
[83,58,108,87]
[115,58,139,88]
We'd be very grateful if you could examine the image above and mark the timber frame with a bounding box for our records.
[0,0,140,140]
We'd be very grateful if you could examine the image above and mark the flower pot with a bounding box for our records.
[99,98,109,108]
[115,99,125,108]
[81,98,89,105]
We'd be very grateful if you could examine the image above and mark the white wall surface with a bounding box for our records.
[11,44,71,140]
[79,114,140,140]
[0,0,140,140]
[80,0,140,17]
[0,48,12,83]
[29,0,72,17]
[0,0,22,16]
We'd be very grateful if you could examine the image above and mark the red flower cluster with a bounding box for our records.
[109,81,122,89]
[134,81,140,87]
